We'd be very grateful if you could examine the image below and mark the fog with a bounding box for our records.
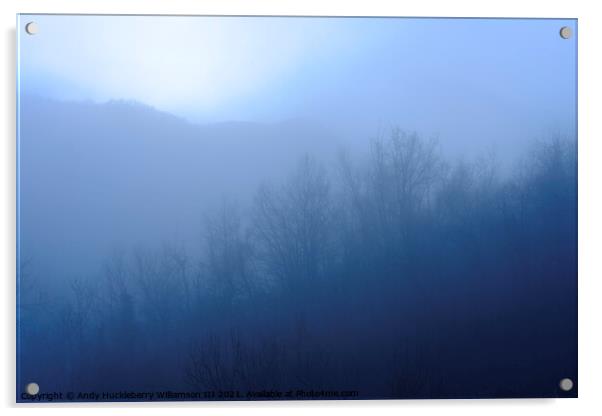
[19,16,576,161]
[17,15,577,400]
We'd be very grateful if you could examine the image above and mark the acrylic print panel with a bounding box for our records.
[16,14,577,402]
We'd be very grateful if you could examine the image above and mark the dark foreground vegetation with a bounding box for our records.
[18,129,577,399]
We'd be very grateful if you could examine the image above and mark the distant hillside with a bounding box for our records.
[18,95,344,279]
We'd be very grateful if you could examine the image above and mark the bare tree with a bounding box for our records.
[370,129,443,232]
[202,200,254,310]
[253,155,333,294]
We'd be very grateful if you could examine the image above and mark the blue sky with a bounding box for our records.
[18,15,577,161]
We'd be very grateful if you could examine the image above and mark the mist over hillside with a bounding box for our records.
[19,95,348,283]
[17,93,577,399]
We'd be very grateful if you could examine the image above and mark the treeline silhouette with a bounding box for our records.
[19,129,577,399]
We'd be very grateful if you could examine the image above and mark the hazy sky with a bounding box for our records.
[17,15,578,288]
[18,15,577,160]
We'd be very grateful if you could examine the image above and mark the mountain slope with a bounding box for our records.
[18,95,344,280]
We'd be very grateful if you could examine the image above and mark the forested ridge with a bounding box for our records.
[19,128,577,399]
